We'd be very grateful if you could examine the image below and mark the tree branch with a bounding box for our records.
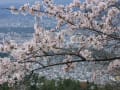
[31,56,120,73]
[18,60,45,67]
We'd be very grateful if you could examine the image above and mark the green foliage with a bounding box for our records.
[0,74,119,90]
[0,82,12,90]
[23,74,81,90]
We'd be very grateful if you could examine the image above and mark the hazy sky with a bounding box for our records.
[0,0,38,5]
[0,0,73,4]
[0,0,86,4]
[0,0,25,3]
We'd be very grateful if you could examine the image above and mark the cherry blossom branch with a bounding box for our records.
[29,9,120,41]
[2,7,120,41]
[20,51,86,63]
[31,56,120,72]
[34,52,86,60]
[19,60,45,67]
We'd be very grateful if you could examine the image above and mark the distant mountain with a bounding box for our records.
[0,27,34,33]
[0,0,85,28]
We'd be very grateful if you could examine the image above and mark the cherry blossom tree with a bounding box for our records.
[0,0,120,85]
